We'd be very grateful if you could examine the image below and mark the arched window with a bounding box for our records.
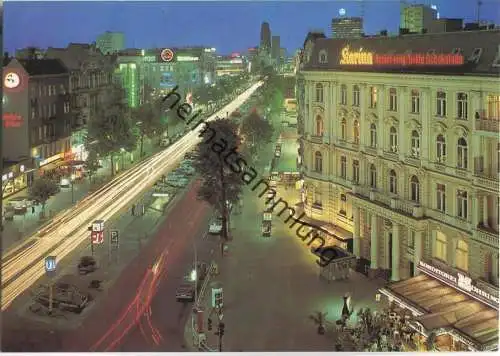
[315,115,324,136]
[353,120,360,144]
[370,123,377,147]
[389,88,398,111]
[340,194,347,215]
[389,169,397,194]
[457,137,468,169]
[455,240,469,271]
[411,89,420,113]
[314,151,323,173]
[389,126,398,152]
[436,134,446,162]
[434,231,447,261]
[340,156,347,178]
[369,164,377,188]
[437,91,447,116]
[353,85,360,106]
[340,84,347,105]
[411,130,420,157]
[315,83,323,103]
[341,118,347,140]
[410,175,420,203]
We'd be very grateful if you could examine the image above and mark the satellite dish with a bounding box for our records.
[339,8,346,16]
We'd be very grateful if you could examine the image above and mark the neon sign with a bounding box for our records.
[339,46,464,66]
[3,113,23,128]
[160,48,174,62]
[418,261,499,310]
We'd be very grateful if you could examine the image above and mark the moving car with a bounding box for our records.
[209,217,223,235]
[6,197,30,214]
[176,263,208,302]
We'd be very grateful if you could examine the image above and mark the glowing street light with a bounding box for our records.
[190,269,197,282]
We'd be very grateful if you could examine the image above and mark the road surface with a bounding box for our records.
[1,81,263,311]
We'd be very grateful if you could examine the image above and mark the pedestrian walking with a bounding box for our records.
[31,205,35,214]
[132,204,136,216]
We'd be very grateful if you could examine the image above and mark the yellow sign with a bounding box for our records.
[339,46,373,65]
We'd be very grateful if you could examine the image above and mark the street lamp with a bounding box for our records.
[120,147,125,170]
[70,173,76,204]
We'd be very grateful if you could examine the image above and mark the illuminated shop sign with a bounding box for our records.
[177,56,199,62]
[418,261,499,310]
[39,153,64,167]
[3,113,23,128]
[3,71,26,92]
[160,48,174,62]
[143,56,157,63]
[339,46,464,66]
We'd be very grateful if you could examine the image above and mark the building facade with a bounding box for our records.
[331,17,364,39]
[299,30,500,288]
[96,31,125,55]
[45,43,116,160]
[2,58,73,196]
[400,4,437,33]
[260,22,271,54]
[216,54,246,77]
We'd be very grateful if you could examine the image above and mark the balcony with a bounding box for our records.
[426,209,471,231]
[351,142,360,150]
[383,150,399,161]
[310,135,323,144]
[455,167,468,178]
[405,155,421,167]
[305,169,326,182]
[474,227,498,248]
[473,173,499,192]
[364,146,378,156]
[337,139,347,148]
[475,118,500,133]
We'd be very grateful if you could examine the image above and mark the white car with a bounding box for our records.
[209,218,223,234]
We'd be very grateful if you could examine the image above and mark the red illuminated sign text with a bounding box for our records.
[3,113,23,128]
[374,53,464,66]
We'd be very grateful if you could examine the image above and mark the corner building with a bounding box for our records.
[298,30,500,286]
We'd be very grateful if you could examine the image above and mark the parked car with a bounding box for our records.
[160,137,171,147]
[208,217,223,235]
[6,197,30,214]
[78,256,97,275]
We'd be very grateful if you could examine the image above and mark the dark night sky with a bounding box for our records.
[4,1,500,55]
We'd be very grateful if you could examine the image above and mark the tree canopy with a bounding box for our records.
[240,111,274,152]
[29,177,59,210]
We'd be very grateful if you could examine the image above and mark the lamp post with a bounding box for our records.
[70,173,76,204]
[120,147,125,170]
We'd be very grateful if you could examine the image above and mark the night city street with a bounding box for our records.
[1,0,499,354]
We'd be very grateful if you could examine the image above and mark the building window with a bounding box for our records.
[411,130,420,157]
[340,194,347,215]
[389,88,397,111]
[340,156,347,179]
[411,89,420,113]
[457,93,468,119]
[340,85,347,105]
[437,183,446,212]
[314,189,322,207]
[436,134,446,162]
[353,120,360,144]
[457,190,468,219]
[369,86,377,108]
[369,164,377,189]
[487,95,500,119]
[64,102,70,114]
[369,123,377,147]
[314,151,323,173]
[457,137,468,169]
[434,232,447,262]
[341,118,347,140]
[437,91,447,116]
[389,126,398,152]
[315,83,323,103]
[455,240,469,271]
[315,115,324,136]
[352,160,360,183]
[389,170,397,194]
[410,175,420,203]
[52,103,56,116]
[353,85,360,107]
[408,231,415,249]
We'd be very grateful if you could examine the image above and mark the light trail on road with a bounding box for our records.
[1,81,263,310]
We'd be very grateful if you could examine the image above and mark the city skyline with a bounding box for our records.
[5,0,500,55]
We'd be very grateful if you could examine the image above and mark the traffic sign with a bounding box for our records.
[211,287,223,308]
[110,230,119,245]
[92,220,105,232]
[91,230,104,244]
[45,256,56,272]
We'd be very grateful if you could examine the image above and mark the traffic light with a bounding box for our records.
[219,322,225,336]
[207,318,212,331]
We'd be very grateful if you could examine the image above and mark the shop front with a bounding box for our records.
[2,160,34,198]
[378,260,498,351]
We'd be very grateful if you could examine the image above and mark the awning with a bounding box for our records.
[39,158,65,171]
[380,274,499,351]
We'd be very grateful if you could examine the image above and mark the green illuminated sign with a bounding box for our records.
[143,56,156,63]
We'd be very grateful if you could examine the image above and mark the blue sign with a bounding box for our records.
[160,72,176,88]
[45,256,56,272]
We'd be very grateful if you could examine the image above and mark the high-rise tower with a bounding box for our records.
[260,22,271,53]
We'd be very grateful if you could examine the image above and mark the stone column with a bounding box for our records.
[353,206,361,257]
[370,214,378,269]
[483,195,489,228]
[414,231,423,276]
[472,194,479,228]
[391,223,400,281]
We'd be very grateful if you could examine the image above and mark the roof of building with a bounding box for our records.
[45,44,112,70]
[18,58,68,76]
[303,29,500,76]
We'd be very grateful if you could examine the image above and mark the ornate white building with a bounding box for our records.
[298,30,500,286]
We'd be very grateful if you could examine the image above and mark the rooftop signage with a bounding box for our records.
[143,56,157,63]
[160,48,174,62]
[339,46,464,66]
[418,261,499,310]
